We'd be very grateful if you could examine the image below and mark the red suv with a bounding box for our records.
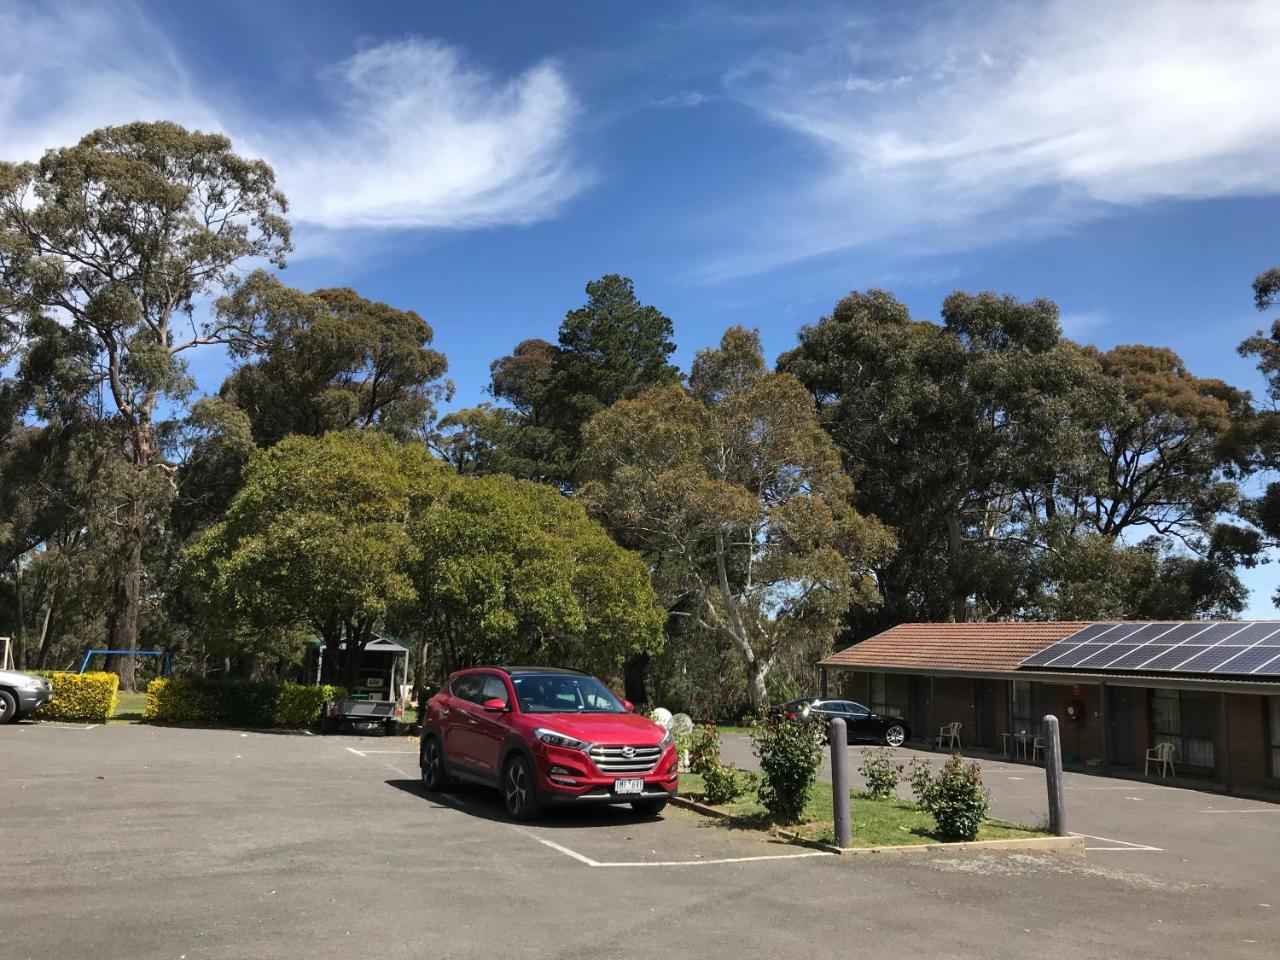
[419,666,678,820]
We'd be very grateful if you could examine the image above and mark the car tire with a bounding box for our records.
[420,737,449,793]
[884,724,907,747]
[0,689,17,725]
[503,754,543,821]
[631,798,668,817]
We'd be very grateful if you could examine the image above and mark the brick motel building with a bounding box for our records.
[819,621,1280,797]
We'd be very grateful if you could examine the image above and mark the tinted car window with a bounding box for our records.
[480,674,510,707]
[844,701,870,717]
[450,675,485,704]
[511,674,625,713]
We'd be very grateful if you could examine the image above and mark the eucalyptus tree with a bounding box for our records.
[216,270,450,446]
[581,326,894,712]
[0,122,290,687]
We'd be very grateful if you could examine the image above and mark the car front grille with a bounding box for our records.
[588,744,662,775]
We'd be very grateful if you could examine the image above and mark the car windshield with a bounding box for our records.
[511,674,625,713]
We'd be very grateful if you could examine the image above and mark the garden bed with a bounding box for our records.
[676,772,1052,848]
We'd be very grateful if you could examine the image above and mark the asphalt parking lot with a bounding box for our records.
[721,732,1280,890]
[3,722,1277,960]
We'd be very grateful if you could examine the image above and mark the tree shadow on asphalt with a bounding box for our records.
[384,778,669,830]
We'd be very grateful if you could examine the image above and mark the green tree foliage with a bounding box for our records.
[440,275,679,487]
[184,430,663,686]
[1234,263,1280,603]
[182,431,435,689]
[780,289,1251,631]
[0,121,290,687]
[410,472,665,676]
[216,270,450,446]
[581,326,894,712]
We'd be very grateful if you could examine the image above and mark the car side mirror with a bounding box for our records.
[622,699,634,712]
[482,698,508,713]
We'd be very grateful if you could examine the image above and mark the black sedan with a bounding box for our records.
[771,698,910,747]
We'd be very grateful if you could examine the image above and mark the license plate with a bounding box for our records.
[614,778,644,795]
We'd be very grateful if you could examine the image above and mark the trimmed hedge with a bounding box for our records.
[144,677,347,728]
[29,671,119,723]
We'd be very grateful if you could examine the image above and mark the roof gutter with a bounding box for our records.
[818,661,1280,696]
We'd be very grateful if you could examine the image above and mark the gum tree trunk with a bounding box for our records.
[105,531,143,691]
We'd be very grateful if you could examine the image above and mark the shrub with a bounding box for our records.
[858,747,903,800]
[687,721,747,804]
[689,721,721,773]
[29,671,119,723]
[145,677,346,728]
[701,758,747,804]
[909,755,990,841]
[750,715,823,824]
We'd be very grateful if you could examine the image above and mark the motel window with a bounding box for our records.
[1150,689,1215,770]
[870,674,890,716]
[1012,680,1034,736]
[1270,697,1280,780]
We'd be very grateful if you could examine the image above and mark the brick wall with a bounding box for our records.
[1229,693,1275,790]
[827,669,1280,795]
[1034,682,1104,764]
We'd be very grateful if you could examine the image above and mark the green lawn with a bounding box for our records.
[112,691,148,723]
[678,772,1048,847]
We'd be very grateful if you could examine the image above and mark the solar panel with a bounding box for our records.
[1219,648,1280,673]
[1055,622,1117,644]
[1018,621,1280,678]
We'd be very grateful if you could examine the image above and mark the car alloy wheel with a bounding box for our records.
[421,739,444,791]
[0,689,15,724]
[503,755,543,821]
[884,724,906,747]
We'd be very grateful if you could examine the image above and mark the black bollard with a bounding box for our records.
[830,716,852,848]
[1043,714,1067,837]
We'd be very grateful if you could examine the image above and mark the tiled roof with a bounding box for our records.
[819,622,1091,674]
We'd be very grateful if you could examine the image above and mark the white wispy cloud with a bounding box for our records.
[651,90,716,109]
[0,2,587,236]
[703,0,1280,278]
[1059,310,1109,340]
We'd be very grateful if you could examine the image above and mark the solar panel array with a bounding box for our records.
[1019,622,1280,677]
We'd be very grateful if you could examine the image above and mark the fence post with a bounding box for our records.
[1043,714,1067,837]
[830,716,852,848]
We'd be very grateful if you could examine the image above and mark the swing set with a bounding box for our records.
[78,650,173,676]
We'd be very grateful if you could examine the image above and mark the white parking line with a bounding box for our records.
[1199,808,1280,814]
[511,828,832,867]
[1071,832,1162,852]
[355,749,418,755]
[345,746,366,757]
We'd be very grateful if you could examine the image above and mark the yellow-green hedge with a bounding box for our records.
[144,677,347,728]
[30,671,119,723]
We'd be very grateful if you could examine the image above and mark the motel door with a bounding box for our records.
[909,676,929,736]
[975,680,998,748]
[1107,686,1134,766]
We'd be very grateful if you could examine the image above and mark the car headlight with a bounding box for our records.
[535,728,591,752]
[659,731,674,751]
[21,677,47,690]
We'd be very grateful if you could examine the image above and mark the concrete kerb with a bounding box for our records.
[769,827,1086,857]
[671,795,1086,858]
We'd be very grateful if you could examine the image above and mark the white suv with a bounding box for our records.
[0,669,53,723]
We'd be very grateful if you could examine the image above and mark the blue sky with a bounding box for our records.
[4,0,1280,610]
